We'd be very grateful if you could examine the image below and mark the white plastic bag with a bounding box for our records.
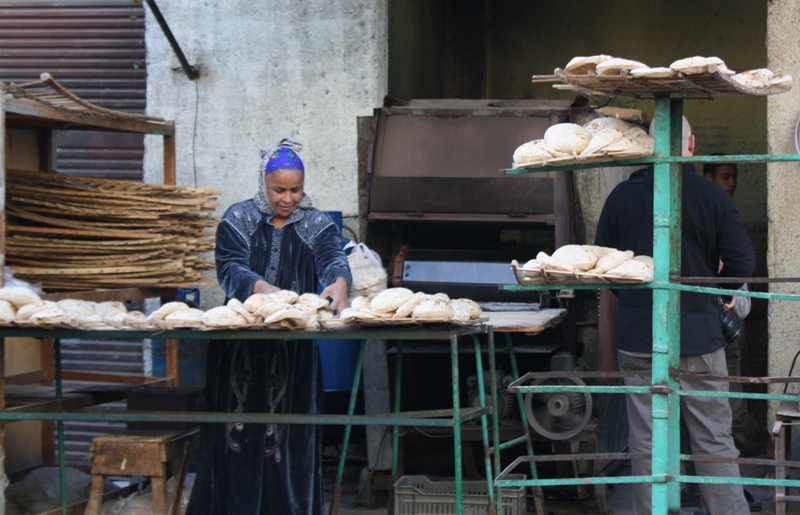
[345,242,387,298]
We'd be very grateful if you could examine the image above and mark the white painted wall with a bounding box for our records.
[143,0,387,306]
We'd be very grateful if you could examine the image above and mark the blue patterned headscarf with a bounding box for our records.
[254,138,309,214]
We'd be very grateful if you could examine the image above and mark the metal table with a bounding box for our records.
[0,324,495,515]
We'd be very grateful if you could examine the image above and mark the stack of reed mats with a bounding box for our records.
[6,170,220,290]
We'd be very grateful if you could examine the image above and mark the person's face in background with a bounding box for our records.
[266,168,304,218]
[705,164,738,197]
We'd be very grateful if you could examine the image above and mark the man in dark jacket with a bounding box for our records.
[595,117,754,515]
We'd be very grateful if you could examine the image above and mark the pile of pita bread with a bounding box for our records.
[559,54,791,90]
[335,288,483,327]
[150,291,333,330]
[513,117,654,167]
[0,285,483,331]
[513,245,654,284]
[0,286,140,329]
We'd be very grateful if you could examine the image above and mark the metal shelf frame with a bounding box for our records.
[0,325,497,515]
[497,96,800,515]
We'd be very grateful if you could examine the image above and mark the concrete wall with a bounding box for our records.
[144,0,388,307]
[767,1,800,416]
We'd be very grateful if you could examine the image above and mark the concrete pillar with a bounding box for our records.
[767,0,800,422]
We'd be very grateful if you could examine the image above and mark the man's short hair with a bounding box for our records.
[703,153,734,177]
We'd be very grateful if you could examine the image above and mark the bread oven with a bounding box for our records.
[358,98,576,306]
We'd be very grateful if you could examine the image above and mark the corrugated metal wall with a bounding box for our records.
[0,0,149,468]
[0,0,147,180]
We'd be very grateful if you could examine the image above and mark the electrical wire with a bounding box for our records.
[192,79,199,188]
[794,111,800,155]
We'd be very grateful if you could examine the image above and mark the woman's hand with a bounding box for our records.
[320,277,350,313]
[251,279,280,295]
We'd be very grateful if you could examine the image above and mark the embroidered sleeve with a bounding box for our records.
[314,224,352,291]
[215,203,266,301]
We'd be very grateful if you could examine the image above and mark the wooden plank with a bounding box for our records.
[61,370,167,384]
[164,135,175,186]
[5,369,46,385]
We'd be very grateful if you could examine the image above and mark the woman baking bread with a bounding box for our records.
[186,138,351,515]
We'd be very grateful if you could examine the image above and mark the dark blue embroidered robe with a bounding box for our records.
[186,199,351,515]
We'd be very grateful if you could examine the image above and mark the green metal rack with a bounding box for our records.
[0,325,497,515]
[495,95,800,515]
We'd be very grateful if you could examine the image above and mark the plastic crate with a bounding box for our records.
[393,474,527,515]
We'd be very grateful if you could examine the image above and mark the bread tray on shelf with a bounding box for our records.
[319,317,487,330]
[531,65,791,99]
[512,149,651,169]
[511,261,651,285]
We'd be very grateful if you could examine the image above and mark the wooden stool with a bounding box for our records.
[85,429,197,515]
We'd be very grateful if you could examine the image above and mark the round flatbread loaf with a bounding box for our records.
[164,308,205,328]
[536,251,574,272]
[513,139,550,165]
[297,293,330,311]
[227,299,256,324]
[412,299,455,320]
[244,293,273,313]
[96,301,127,318]
[255,302,293,319]
[582,117,632,134]
[392,292,427,319]
[670,56,724,75]
[733,68,774,89]
[340,307,376,322]
[603,136,638,154]
[147,301,190,322]
[16,300,57,322]
[551,245,598,271]
[630,67,678,79]
[521,258,541,271]
[632,255,654,268]
[0,287,41,309]
[769,75,793,88]
[29,307,69,326]
[606,259,653,281]
[596,58,649,76]
[57,299,94,316]
[563,54,613,75]
[370,287,414,313]
[591,250,634,274]
[544,124,592,154]
[0,299,15,324]
[262,306,310,328]
[201,306,247,327]
[580,128,624,156]
[450,298,482,319]
[451,304,471,322]
[268,290,299,305]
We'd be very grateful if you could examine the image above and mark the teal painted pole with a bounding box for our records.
[391,341,403,480]
[470,334,496,513]
[504,333,545,514]
[650,97,683,514]
[54,338,67,515]
[451,332,463,515]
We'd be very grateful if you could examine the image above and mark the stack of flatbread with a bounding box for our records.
[337,287,482,325]
[558,54,792,92]
[0,286,139,329]
[513,118,654,167]
[515,245,654,283]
